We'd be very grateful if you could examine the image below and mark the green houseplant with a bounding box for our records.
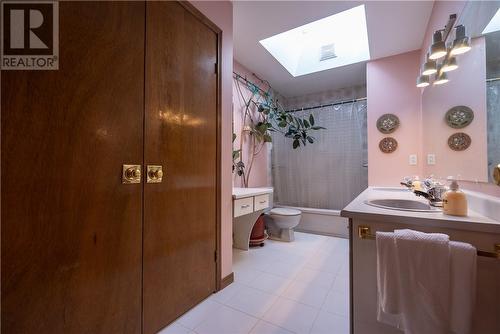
[233,73,325,187]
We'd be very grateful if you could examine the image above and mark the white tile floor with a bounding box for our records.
[159,232,350,334]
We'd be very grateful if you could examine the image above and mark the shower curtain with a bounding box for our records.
[488,80,500,183]
[271,101,368,210]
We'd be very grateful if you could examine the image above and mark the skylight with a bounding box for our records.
[259,5,370,77]
[482,8,500,34]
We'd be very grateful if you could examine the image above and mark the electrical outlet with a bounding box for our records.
[409,154,417,166]
[427,154,436,165]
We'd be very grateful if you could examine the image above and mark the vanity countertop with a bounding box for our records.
[232,187,273,199]
[341,187,500,234]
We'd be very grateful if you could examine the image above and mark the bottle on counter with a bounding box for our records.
[442,177,468,217]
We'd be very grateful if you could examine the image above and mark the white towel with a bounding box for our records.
[376,231,403,329]
[449,241,477,334]
[375,229,477,334]
[395,229,451,334]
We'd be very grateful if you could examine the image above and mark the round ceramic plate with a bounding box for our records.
[445,106,474,129]
[448,132,471,151]
[377,114,400,134]
[379,137,398,153]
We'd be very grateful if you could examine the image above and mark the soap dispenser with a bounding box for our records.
[442,177,468,217]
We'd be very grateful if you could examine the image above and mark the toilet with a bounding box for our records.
[264,208,302,242]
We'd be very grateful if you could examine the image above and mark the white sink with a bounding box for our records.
[365,199,441,212]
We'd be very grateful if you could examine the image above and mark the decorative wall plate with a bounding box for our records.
[448,132,471,151]
[445,106,474,129]
[377,114,400,134]
[379,137,398,153]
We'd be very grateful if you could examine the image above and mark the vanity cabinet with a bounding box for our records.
[350,219,500,334]
[343,188,500,334]
[232,188,273,250]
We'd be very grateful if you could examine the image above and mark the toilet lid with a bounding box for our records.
[269,208,301,216]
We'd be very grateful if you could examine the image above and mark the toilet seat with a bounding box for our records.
[269,208,301,216]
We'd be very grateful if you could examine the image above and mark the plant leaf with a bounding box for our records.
[309,114,315,126]
[293,139,299,149]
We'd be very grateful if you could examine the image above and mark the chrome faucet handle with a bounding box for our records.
[401,176,414,189]
[427,184,447,207]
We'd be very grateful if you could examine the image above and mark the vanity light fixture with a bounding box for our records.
[416,75,430,88]
[429,30,447,60]
[422,53,437,75]
[441,51,458,72]
[450,25,471,55]
[434,67,449,85]
[416,14,470,89]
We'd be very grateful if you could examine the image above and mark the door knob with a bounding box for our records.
[122,164,142,184]
[147,165,163,183]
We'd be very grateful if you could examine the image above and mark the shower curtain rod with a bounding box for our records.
[286,97,367,113]
[486,77,500,83]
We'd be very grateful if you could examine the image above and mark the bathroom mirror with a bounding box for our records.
[420,1,500,184]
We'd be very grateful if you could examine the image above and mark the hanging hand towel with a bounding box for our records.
[376,231,403,329]
[395,229,450,334]
[449,241,477,334]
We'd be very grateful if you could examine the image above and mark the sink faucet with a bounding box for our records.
[402,176,447,207]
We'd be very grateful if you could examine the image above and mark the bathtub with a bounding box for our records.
[274,205,349,238]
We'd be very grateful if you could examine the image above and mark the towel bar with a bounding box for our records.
[357,226,500,259]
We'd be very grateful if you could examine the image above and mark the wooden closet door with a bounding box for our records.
[143,2,218,333]
[1,2,144,333]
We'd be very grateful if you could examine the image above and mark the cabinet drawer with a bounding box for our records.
[234,197,254,217]
[254,194,270,211]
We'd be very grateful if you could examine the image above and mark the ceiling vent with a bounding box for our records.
[320,43,337,61]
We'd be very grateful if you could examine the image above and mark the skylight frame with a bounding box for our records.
[482,8,500,35]
[259,5,371,77]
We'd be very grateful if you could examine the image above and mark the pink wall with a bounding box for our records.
[233,61,272,188]
[191,1,233,278]
[367,50,423,186]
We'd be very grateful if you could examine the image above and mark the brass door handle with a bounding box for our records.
[122,165,141,184]
[147,165,163,183]
[126,167,141,179]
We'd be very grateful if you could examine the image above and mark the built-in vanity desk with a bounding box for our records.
[232,187,273,250]
[341,187,500,334]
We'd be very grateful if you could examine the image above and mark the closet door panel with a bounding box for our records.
[1,2,145,333]
[143,2,218,333]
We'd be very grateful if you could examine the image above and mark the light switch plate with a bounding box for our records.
[427,154,436,165]
[409,154,417,166]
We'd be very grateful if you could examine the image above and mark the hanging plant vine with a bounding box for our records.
[233,72,325,187]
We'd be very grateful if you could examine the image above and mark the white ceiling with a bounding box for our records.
[234,1,434,97]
